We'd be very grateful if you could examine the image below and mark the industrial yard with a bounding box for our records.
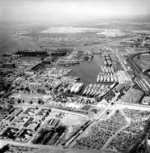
[0,11,150,153]
[0,41,150,153]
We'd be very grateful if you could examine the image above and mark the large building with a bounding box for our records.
[3,63,16,69]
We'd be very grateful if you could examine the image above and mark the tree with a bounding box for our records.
[38,98,44,105]
[30,100,33,104]
[17,98,21,104]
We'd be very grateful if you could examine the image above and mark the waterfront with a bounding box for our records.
[0,16,150,153]
[70,54,102,85]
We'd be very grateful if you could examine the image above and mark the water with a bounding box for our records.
[70,54,103,85]
[41,27,99,34]
[0,26,39,58]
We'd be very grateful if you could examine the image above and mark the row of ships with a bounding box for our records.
[97,66,118,83]
[102,53,113,67]
[101,66,115,73]
[97,73,118,83]
[67,82,116,97]
[66,65,117,94]
[83,83,116,97]
[69,83,83,94]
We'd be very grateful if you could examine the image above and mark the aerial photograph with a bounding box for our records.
[0,0,150,153]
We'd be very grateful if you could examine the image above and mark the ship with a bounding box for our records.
[96,85,104,96]
[100,74,103,82]
[105,66,108,73]
[104,60,107,66]
[110,74,114,82]
[93,84,101,96]
[70,84,76,93]
[109,67,112,73]
[83,85,89,95]
[74,76,80,81]
[86,84,92,95]
[114,74,118,82]
[106,66,109,73]
[91,84,98,96]
[89,84,97,95]
[107,67,110,73]
[113,75,116,82]
[109,82,116,89]
[97,74,100,82]
[103,74,107,82]
[111,67,114,73]
[101,66,104,72]
[98,85,109,97]
[107,74,110,82]
[107,60,112,67]
[74,83,83,93]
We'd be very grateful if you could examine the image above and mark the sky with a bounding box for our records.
[0,0,150,24]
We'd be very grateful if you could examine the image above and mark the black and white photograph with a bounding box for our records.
[0,0,150,153]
